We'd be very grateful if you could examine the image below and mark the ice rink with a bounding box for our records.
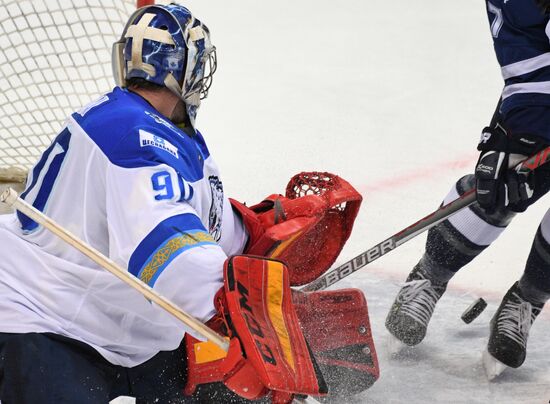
[3,0,549,402]
[176,0,549,403]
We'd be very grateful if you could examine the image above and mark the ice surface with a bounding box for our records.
[38,0,550,402]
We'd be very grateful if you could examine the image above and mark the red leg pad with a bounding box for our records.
[294,288,379,397]
[224,255,327,396]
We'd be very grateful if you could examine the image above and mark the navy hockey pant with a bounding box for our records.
[0,332,190,403]
[0,332,263,404]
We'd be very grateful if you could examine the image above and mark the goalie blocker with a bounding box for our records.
[184,255,328,402]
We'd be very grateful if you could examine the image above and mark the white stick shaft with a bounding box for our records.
[0,188,229,352]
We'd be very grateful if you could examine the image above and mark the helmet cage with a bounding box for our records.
[112,4,216,125]
[200,47,217,100]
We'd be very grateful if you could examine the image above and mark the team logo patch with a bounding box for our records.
[208,175,224,242]
[139,129,178,158]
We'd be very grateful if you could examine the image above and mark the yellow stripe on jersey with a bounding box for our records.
[138,230,215,285]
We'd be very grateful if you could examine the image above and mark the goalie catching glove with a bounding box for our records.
[184,255,327,402]
[230,172,362,285]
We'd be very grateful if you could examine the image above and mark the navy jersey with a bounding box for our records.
[486,0,550,139]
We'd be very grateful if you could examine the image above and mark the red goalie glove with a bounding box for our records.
[184,255,327,402]
[230,172,362,285]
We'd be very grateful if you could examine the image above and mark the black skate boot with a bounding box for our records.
[486,282,544,369]
[385,264,448,346]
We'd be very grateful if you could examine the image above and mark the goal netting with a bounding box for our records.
[0,0,148,179]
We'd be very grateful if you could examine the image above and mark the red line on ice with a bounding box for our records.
[359,152,477,195]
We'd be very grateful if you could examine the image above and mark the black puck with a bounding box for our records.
[461,297,487,324]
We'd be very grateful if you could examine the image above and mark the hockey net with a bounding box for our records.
[0,0,155,185]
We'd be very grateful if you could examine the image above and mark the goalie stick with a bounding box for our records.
[0,188,230,352]
[302,146,550,292]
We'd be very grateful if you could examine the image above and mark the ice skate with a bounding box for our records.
[483,282,543,380]
[385,264,447,346]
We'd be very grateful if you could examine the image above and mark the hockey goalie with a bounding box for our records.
[0,3,378,403]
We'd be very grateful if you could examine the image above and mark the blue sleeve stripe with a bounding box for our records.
[137,229,216,286]
[128,213,216,286]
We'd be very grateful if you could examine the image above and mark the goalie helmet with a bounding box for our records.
[112,4,216,125]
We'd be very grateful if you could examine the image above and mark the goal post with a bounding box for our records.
[0,0,154,211]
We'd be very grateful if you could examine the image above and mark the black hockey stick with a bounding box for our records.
[301,146,550,292]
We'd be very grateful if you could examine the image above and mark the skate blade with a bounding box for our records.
[387,334,409,357]
[482,348,508,381]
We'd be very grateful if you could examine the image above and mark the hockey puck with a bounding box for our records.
[461,297,487,324]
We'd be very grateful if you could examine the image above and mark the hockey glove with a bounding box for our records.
[475,125,543,213]
[230,172,362,286]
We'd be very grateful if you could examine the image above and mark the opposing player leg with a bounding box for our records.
[385,175,516,346]
[483,208,550,379]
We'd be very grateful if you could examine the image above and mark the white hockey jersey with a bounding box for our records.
[0,87,247,366]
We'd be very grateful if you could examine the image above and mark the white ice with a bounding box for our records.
[58,0,550,402]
